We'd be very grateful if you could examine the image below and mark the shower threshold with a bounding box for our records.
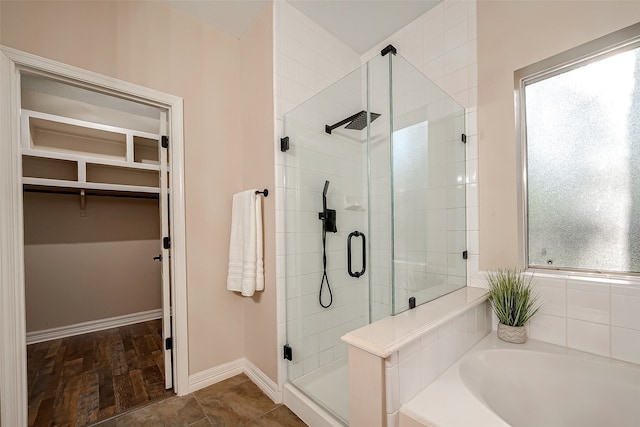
[287,357,349,426]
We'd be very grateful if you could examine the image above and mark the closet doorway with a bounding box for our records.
[0,47,188,427]
[21,72,175,425]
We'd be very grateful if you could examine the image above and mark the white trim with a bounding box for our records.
[0,45,190,426]
[0,47,28,427]
[25,309,163,345]
[187,358,282,403]
[187,358,245,394]
[22,177,160,194]
[244,359,282,404]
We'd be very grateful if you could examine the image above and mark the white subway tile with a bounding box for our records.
[466,134,478,159]
[534,283,566,317]
[385,365,399,414]
[528,313,566,346]
[468,254,480,277]
[444,42,468,74]
[466,160,478,185]
[444,20,468,51]
[468,62,478,87]
[567,285,609,324]
[445,66,469,96]
[424,33,445,62]
[468,230,479,255]
[302,354,319,375]
[567,319,610,357]
[465,110,478,136]
[443,0,467,28]
[280,54,299,82]
[611,293,640,330]
[466,183,478,211]
[398,352,422,404]
[611,327,640,365]
[474,304,487,333]
[467,206,479,232]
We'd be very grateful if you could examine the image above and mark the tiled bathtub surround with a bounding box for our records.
[343,287,490,427]
[526,272,640,365]
[386,301,490,424]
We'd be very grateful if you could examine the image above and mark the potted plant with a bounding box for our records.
[487,268,543,344]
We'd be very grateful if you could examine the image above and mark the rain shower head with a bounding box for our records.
[325,110,381,134]
[345,110,381,130]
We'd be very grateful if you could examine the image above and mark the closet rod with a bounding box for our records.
[23,187,160,200]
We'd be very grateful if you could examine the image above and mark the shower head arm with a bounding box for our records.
[325,111,365,134]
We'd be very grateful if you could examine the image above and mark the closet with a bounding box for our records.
[21,74,174,425]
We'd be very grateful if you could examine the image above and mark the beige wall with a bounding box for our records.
[477,1,640,269]
[1,1,254,376]
[23,192,161,331]
[239,5,277,382]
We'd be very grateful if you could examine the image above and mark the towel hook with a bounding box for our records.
[255,189,269,197]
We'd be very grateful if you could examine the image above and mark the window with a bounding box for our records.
[516,25,640,275]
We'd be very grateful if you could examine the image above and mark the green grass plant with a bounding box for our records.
[487,269,543,327]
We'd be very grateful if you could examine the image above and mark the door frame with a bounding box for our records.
[0,46,190,426]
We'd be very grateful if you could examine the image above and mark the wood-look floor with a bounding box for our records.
[27,319,173,427]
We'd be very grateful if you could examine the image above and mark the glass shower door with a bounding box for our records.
[283,65,369,424]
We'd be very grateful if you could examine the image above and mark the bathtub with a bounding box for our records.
[400,334,640,427]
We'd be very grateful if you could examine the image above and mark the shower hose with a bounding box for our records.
[319,223,333,308]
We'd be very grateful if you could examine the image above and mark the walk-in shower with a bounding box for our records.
[282,47,466,424]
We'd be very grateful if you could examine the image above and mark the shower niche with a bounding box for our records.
[283,48,466,424]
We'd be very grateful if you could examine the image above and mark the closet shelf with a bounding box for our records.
[22,148,162,171]
[21,109,161,169]
[22,177,160,194]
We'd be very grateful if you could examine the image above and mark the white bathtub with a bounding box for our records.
[400,334,640,427]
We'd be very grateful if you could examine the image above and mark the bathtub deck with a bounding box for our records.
[399,334,640,427]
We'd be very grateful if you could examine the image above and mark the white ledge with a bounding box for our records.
[341,287,489,358]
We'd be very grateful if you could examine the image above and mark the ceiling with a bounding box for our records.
[165,0,441,54]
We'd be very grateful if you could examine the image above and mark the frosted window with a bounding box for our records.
[525,45,640,273]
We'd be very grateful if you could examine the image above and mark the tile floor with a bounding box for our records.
[28,320,172,426]
[93,373,307,426]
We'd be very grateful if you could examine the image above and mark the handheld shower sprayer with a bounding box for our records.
[319,180,336,308]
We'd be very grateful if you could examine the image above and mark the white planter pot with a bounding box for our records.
[497,323,527,344]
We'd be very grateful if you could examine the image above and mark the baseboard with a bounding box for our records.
[244,358,282,404]
[26,309,163,345]
[187,358,245,394]
[188,358,282,403]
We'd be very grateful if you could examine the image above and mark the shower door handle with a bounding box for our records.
[347,231,366,278]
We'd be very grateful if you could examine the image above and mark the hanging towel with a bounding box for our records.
[227,189,264,296]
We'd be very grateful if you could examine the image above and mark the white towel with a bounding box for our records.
[227,189,264,296]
